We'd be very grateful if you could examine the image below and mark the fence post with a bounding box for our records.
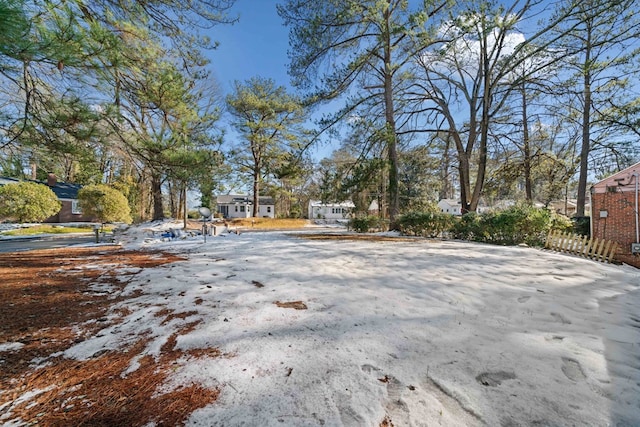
[607,243,619,263]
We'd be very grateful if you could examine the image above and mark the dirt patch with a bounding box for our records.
[274,300,308,310]
[0,246,220,426]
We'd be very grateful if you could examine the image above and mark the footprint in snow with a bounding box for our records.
[550,312,572,324]
[475,371,516,387]
[561,357,586,381]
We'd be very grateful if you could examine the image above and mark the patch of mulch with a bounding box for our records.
[274,300,308,310]
[0,246,221,426]
[380,415,395,426]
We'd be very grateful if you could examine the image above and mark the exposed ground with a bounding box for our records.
[1,229,639,426]
[0,246,219,426]
[0,235,406,426]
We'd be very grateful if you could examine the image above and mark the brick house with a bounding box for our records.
[590,161,640,268]
[0,174,96,223]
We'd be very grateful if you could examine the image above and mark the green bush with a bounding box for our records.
[450,212,482,241]
[571,216,591,237]
[349,216,387,233]
[450,204,570,247]
[0,181,61,222]
[187,210,202,219]
[397,211,454,238]
[78,184,132,224]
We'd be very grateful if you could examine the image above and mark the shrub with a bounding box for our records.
[0,181,61,222]
[349,216,387,233]
[397,211,454,238]
[571,216,591,237]
[450,204,569,247]
[78,184,132,224]
[187,210,202,219]
[450,212,482,241]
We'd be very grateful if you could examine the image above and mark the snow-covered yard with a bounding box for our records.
[2,223,640,426]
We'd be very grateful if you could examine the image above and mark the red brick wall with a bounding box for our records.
[44,200,97,223]
[591,189,640,267]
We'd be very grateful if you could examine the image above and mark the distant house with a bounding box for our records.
[590,161,640,267]
[438,199,495,215]
[490,199,514,212]
[548,199,591,217]
[368,199,380,216]
[0,174,95,223]
[216,195,275,218]
[438,199,462,215]
[308,200,354,221]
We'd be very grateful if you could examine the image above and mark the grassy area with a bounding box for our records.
[2,225,104,236]
[227,218,310,229]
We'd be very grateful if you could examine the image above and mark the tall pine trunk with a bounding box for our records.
[151,171,164,221]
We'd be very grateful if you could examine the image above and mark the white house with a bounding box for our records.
[308,200,355,221]
[438,199,462,215]
[438,198,492,215]
[216,195,275,218]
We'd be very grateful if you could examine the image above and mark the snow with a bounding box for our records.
[18,222,640,425]
[0,342,25,352]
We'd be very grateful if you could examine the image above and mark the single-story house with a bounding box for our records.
[438,199,462,215]
[438,199,516,215]
[0,174,95,223]
[216,195,275,218]
[590,161,640,267]
[548,199,591,217]
[308,200,355,221]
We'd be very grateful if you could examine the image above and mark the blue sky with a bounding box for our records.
[204,0,338,160]
[208,0,292,93]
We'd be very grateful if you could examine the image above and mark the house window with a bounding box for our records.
[72,200,82,214]
[235,205,238,212]
[267,206,271,213]
[240,205,245,212]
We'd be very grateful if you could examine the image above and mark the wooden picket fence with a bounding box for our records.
[545,230,619,263]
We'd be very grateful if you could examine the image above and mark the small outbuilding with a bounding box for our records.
[590,161,640,267]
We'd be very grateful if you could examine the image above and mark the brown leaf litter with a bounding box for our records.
[0,246,221,426]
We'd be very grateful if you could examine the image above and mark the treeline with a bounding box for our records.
[1,0,639,225]
[0,0,235,221]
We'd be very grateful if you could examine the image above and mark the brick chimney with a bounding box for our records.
[47,173,57,187]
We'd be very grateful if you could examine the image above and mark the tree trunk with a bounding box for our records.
[252,166,260,218]
[469,45,491,212]
[182,186,187,230]
[168,180,177,218]
[151,171,164,220]
[522,82,533,202]
[439,135,452,200]
[383,3,399,227]
[576,34,592,217]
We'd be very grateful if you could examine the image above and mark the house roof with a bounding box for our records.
[216,194,275,205]
[308,200,355,208]
[591,161,640,193]
[437,199,459,207]
[50,181,82,200]
[0,177,20,185]
[0,176,81,200]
